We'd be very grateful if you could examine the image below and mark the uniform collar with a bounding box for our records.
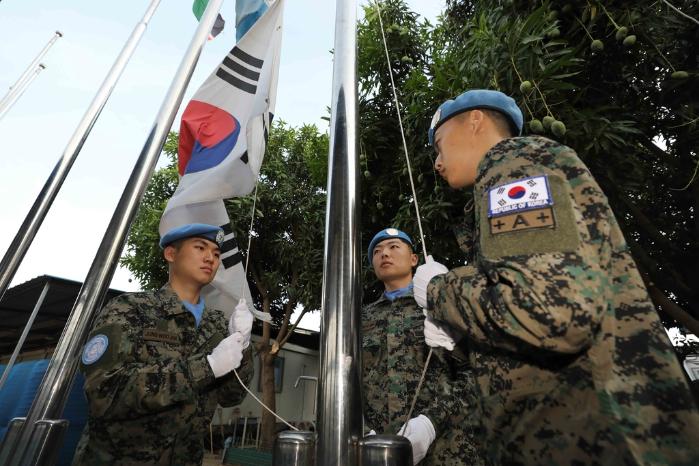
[369,285,414,306]
[182,297,206,327]
[157,283,190,316]
[383,283,413,302]
[475,136,528,182]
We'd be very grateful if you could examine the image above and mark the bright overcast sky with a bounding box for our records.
[0,0,443,329]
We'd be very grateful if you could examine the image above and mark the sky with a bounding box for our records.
[0,0,444,330]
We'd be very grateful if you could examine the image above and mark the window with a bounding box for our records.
[257,356,285,393]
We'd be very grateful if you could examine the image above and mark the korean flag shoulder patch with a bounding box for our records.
[480,174,581,258]
[82,334,109,365]
[488,175,553,218]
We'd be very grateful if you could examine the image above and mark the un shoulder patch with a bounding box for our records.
[488,175,553,218]
[82,334,109,365]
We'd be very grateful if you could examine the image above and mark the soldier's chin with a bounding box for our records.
[195,271,216,286]
[447,176,468,189]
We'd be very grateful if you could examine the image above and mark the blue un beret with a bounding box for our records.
[428,89,524,146]
[368,228,413,265]
[159,223,224,249]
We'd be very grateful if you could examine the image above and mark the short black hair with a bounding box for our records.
[456,108,517,137]
[483,109,517,137]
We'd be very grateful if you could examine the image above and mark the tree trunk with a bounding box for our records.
[252,268,304,450]
[258,336,277,451]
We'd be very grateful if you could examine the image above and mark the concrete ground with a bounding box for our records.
[202,452,223,466]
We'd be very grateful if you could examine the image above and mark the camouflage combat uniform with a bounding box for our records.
[362,291,484,465]
[426,136,699,465]
[72,284,253,466]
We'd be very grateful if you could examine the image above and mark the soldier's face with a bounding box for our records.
[372,239,418,283]
[433,113,486,188]
[165,238,221,287]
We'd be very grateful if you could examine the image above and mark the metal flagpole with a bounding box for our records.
[0,281,51,391]
[0,30,62,113]
[0,64,47,122]
[0,0,161,303]
[0,282,52,462]
[0,0,223,464]
[316,0,362,464]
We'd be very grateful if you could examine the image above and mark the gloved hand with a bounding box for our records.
[229,298,254,349]
[366,430,376,436]
[207,333,245,378]
[424,316,455,351]
[413,255,448,308]
[397,414,436,464]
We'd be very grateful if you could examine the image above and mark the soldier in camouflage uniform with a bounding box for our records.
[363,228,483,465]
[413,89,699,465]
[73,224,255,466]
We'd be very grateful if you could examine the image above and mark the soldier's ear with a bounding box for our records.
[410,253,418,267]
[470,109,485,133]
[163,245,177,264]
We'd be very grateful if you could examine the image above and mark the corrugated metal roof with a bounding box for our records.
[0,275,124,357]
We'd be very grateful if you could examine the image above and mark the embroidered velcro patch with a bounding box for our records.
[82,334,109,365]
[144,328,180,345]
[480,174,580,258]
[488,175,552,217]
[489,207,555,235]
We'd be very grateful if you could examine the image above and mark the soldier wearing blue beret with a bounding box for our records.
[362,228,483,465]
[413,89,699,463]
[73,223,255,466]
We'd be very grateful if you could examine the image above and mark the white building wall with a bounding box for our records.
[215,335,319,426]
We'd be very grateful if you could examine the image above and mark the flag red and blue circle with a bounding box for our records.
[507,185,526,199]
[178,100,241,176]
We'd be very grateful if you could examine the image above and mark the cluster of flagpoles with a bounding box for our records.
[0,31,61,122]
[0,0,221,463]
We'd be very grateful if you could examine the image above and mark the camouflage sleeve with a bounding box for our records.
[210,345,254,407]
[416,348,457,436]
[81,297,216,420]
[427,159,611,354]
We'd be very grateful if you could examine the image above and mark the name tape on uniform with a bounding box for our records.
[488,175,553,218]
[144,328,180,345]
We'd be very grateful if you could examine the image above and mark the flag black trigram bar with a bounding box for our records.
[219,223,243,269]
[216,46,264,95]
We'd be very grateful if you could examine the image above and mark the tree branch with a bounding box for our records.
[272,270,300,355]
[628,240,694,300]
[639,271,699,336]
[277,306,311,350]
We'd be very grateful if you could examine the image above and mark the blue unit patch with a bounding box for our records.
[81,334,109,365]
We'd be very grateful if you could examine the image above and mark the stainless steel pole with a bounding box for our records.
[0,64,47,122]
[0,0,161,303]
[0,1,223,464]
[0,281,51,391]
[0,31,62,112]
[316,0,361,464]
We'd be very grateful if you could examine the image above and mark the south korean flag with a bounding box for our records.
[488,175,553,217]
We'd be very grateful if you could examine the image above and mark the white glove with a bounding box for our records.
[397,414,436,464]
[206,333,245,378]
[424,316,455,351]
[229,298,254,349]
[366,430,376,436]
[413,255,448,308]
